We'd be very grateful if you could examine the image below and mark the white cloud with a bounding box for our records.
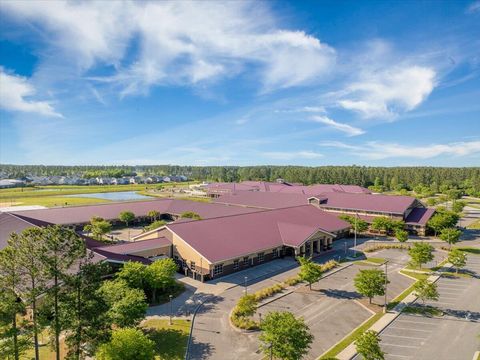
[320,140,480,160]
[0,69,62,117]
[311,115,365,136]
[1,1,336,95]
[263,151,323,160]
[467,1,480,13]
[338,65,436,119]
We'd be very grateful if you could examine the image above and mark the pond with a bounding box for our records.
[64,191,153,201]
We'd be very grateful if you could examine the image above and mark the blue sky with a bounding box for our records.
[0,0,479,166]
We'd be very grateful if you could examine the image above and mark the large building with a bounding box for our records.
[206,180,371,197]
[213,190,435,235]
[133,205,350,281]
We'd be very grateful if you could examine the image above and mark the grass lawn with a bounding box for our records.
[142,319,191,360]
[0,182,197,208]
[467,219,480,229]
[403,305,443,317]
[400,270,430,280]
[319,312,384,359]
[455,247,480,255]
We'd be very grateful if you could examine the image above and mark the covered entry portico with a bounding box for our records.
[285,229,335,258]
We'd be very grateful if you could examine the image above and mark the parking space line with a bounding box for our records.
[382,343,419,348]
[382,334,428,340]
[387,326,431,332]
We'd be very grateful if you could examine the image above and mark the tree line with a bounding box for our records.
[0,226,180,360]
[1,165,479,196]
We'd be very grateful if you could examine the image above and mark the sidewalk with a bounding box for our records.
[335,264,450,360]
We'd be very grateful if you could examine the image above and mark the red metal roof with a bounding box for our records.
[405,208,435,226]
[167,205,350,263]
[315,192,417,215]
[214,191,310,209]
[95,237,171,255]
[8,198,261,225]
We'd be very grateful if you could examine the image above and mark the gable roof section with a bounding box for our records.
[214,191,310,209]
[7,198,262,225]
[405,208,435,226]
[94,237,171,255]
[166,205,350,263]
[317,192,417,215]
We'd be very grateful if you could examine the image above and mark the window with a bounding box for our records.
[243,257,249,266]
[182,259,187,268]
[190,261,196,271]
[258,252,265,262]
[214,264,223,276]
[272,248,278,258]
[233,259,239,270]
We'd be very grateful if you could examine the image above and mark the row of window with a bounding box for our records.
[213,248,281,276]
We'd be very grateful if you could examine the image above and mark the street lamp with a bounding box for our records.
[169,295,173,325]
[383,261,388,313]
[353,213,358,258]
[258,312,262,324]
[244,276,248,295]
[268,342,273,360]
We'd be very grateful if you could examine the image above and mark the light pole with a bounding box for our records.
[258,312,262,324]
[244,276,248,295]
[169,295,173,325]
[353,213,358,258]
[383,261,388,313]
[268,342,273,360]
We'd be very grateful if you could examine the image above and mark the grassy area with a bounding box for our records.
[2,196,110,208]
[455,247,480,255]
[319,312,384,359]
[399,270,429,280]
[142,319,190,360]
[467,219,480,229]
[0,182,199,208]
[403,305,443,317]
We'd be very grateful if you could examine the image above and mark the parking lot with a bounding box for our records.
[356,255,480,360]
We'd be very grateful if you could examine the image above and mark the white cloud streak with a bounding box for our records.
[337,65,436,119]
[0,69,62,117]
[1,1,336,95]
[311,115,365,136]
[320,140,480,160]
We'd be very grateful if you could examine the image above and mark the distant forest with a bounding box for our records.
[1,164,479,196]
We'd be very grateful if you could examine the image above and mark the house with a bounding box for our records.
[0,179,25,188]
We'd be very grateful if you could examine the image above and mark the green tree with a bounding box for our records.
[234,294,258,318]
[60,256,111,359]
[144,220,167,232]
[98,280,148,327]
[413,279,439,305]
[16,228,47,360]
[395,229,408,243]
[83,217,112,240]
[146,258,178,303]
[147,210,160,222]
[96,328,155,360]
[452,200,466,214]
[339,215,369,233]
[119,211,135,227]
[116,261,148,290]
[40,226,86,360]
[0,236,25,360]
[354,269,387,304]
[355,330,385,360]
[448,249,467,274]
[180,211,202,220]
[370,217,390,234]
[298,257,322,290]
[427,210,459,236]
[408,242,434,269]
[439,228,462,249]
[259,311,313,360]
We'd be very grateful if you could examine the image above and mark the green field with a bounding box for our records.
[0,183,198,208]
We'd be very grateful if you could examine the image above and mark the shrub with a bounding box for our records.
[283,276,303,286]
[253,283,285,301]
[363,244,410,253]
[319,260,339,272]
